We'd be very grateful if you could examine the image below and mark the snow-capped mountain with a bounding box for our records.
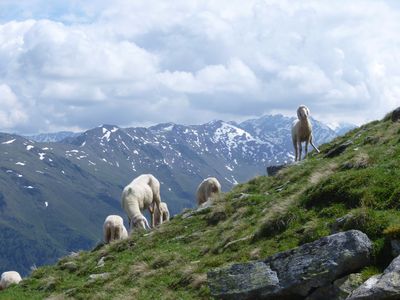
[0,115,353,275]
[26,131,80,142]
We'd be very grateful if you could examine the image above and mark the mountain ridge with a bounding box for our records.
[1,109,398,299]
[0,114,352,275]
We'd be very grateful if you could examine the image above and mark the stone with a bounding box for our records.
[325,141,353,158]
[391,240,400,257]
[391,107,400,122]
[60,261,78,272]
[306,273,364,300]
[206,210,227,226]
[208,230,372,300]
[347,254,400,299]
[266,164,287,176]
[88,273,110,282]
[233,193,250,200]
[96,257,106,268]
[330,213,354,233]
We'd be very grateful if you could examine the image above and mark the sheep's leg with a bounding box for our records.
[158,210,163,226]
[152,193,162,227]
[150,210,155,228]
[105,227,111,244]
[293,140,298,161]
[299,142,303,161]
[110,227,115,243]
[128,217,133,233]
[305,140,309,159]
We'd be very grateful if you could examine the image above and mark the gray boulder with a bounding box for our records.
[347,255,400,300]
[325,141,353,158]
[208,230,372,300]
[306,273,364,300]
[391,107,400,122]
[266,164,287,176]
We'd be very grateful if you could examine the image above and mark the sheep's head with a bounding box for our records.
[132,215,150,230]
[297,105,310,120]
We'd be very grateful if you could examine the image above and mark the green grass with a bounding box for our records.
[3,114,400,299]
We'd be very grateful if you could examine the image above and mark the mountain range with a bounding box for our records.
[0,114,354,274]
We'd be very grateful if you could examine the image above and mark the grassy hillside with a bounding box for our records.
[2,113,400,299]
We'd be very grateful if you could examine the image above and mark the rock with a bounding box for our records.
[60,261,78,272]
[347,254,400,299]
[233,193,250,200]
[325,141,353,158]
[182,203,212,219]
[88,273,110,281]
[96,257,106,268]
[363,136,379,145]
[266,164,287,176]
[206,210,227,226]
[208,230,372,300]
[391,107,400,122]
[208,262,280,299]
[391,240,400,257]
[306,273,364,300]
[330,213,354,233]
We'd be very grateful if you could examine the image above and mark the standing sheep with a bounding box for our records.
[154,202,170,226]
[121,174,162,231]
[291,105,320,161]
[196,177,221,207]
[0,271,22,290]
[103,215,128,244]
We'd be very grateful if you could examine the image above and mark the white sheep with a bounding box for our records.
[291,105,320,161]
[121,174,162,231]
[154,202,170,226]
[0,271,22,290]
[196,177,222,207]
[103,215,128,244]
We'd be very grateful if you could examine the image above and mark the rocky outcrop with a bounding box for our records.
[347,254,400,300]
[306,273,364,300]
[266,164,287,176]
[325,141,353,158]
[391,107,400,122]
[208,230,372,300]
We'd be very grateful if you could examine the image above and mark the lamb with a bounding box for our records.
[0,271,22,290]
[154,202,170,226]
[291,105,320,161]
[196,177,222,207]
[121,174,162,231]
[103,215,128,244]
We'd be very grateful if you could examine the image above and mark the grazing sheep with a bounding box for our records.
[121,174,162,231]
[154,202,170,226]
[196,177,221,207]
[291,105,320,161]
[0,271,22,290]
[103,215,128,244]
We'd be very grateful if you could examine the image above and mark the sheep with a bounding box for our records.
[103,215,128,244]
[121,174,162,232]
[154,202,170,226]
[196,177,221,207]
[0,271,22,290]
[291,105,320,161]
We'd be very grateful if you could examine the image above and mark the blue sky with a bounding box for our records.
[0,1,399,134]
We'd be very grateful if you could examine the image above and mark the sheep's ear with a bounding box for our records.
[297,107,302,119]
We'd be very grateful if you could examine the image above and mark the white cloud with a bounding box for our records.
[0,1,399,133]
[0,84,28,128]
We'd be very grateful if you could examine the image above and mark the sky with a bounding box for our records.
[0,0,399,134]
